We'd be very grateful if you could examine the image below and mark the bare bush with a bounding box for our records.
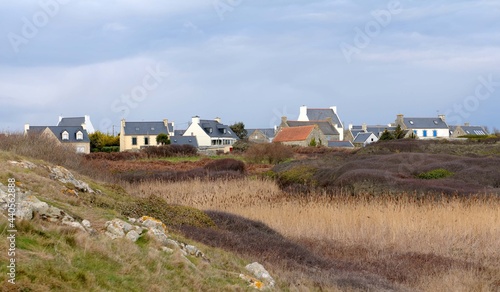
[245,143,293,164]
[0,133,83,169]
[203,158,245,173]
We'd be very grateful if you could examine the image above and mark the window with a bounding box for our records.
[144,137,149,145]
[433,120,438,125]
[409,120,414,125]
[433,130,437,137]
[413,130,417,135]
[76,131,83,140]
[62,131,69,140]
[76,146,85,153]
[132,137,137,145]
[423,130,427,137]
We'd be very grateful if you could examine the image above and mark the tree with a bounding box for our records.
[156,133,170,145]
[309,137,317,147]
[89,131,119,152]
[379,129,395,141]
[230,122,247,140]
[394,124,405,139]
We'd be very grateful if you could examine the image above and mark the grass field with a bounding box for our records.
[127,178,500,291]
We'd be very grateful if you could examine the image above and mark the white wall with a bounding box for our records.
[412,128,449,139]
[183,123,211,147]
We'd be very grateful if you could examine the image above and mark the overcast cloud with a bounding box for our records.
[1,0,499,132]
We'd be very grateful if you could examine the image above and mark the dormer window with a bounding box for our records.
[76,131,83,140]
[62,131,69,140]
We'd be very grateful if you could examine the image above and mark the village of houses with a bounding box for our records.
[23,105,489,154]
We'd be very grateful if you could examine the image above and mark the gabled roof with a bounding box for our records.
[58,117,85,127]
[350,129,366,137]
[366,125,396,136]
[287,120,339,136]
[353,132,376,143]
[174,129,186,136]
[274,125,315,142]
[403,118,448,129]
[199,120,238,139]
[328,141,354,148]
[247,128,276,139]
[170,136,199,148]
[58,116,95,133]
[306,108,342,127]
[28,126,90,143]
[123,121,172,135]
[458,125,488,135]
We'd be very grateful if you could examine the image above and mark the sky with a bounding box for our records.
[1,0,499,133]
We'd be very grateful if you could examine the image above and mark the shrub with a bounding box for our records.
[142,144,197,158]
[417,168,454,180]
[204,158,245,173]
[245,143,293,164]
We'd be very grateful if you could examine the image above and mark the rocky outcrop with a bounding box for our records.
[240,262,275,290]
[9,160,37,169]
[0,183,93,233]
[104,216,209,262]
[48,165,94,194]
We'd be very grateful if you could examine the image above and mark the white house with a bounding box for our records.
[57,115,95,134]
[353,132,378,147]
[395,114,449,139]
[183,116,238,149]
[297,105,344,140]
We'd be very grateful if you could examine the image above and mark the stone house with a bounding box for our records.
[247,128,276,143]
[273,125,325,147]
[449,123,488,138]
[297,105,344,140]
[24,124,91,154]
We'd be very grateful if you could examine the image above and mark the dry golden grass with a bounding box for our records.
[127,178,500,290]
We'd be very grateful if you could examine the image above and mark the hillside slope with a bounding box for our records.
[0,151,272,291]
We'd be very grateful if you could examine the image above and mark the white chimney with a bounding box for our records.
[330,106,337,114]
[298,105,308,121]
[214,117,221,124]
[348,124,353,130]
[192,116,200,124]
[24,124,30,134]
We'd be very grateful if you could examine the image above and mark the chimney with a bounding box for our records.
[438,114,446,122]
[330,106,337,114]
[163,119,168,127]
[214,117,221,124]
[121,119,126,129]
[396,114,404,126]
[298,105,308,121]
[192,116,200,124]
[281,116,288,125]
[464,122,470,126]
[24,124,30,135]
[362,123,367,131]
[348,124,353,130]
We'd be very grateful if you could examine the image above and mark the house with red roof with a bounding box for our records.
[273,125,325,147]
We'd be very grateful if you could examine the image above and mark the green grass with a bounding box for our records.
[417,168,454,180]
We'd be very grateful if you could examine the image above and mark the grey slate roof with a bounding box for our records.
[287,121,339,136]
[170,136,198,148]
[199,120,238,139]
[29,126,90,143]
[353,132,376,143]
[458,126,488,135]
[306,108,342,127]
[247,128,276,139]
[123,121,172,135]
[58,117,85,127]
[174,130,186,136]
[328,141,354,148]
[403,118,448,129]
[366,125,396,137]
[350,129,365,138]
